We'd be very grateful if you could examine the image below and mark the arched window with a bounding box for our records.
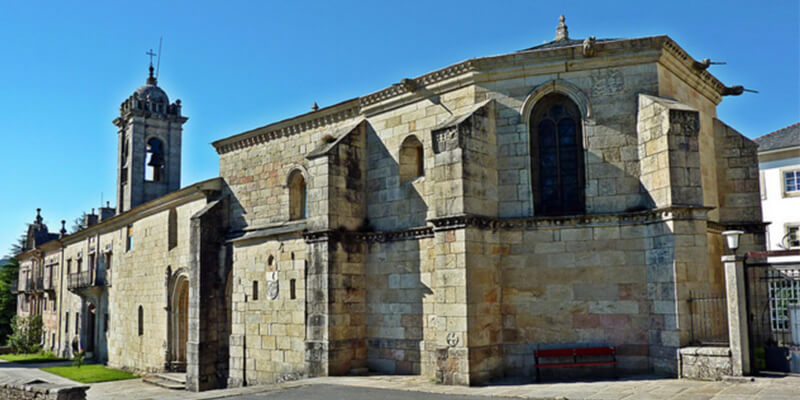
[288,170,307,220]
[145,137,165,182]
[138,305,144,336]
[399,136,424,183]
[530,94,585,216]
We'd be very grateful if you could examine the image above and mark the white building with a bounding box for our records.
[756,123,800,250]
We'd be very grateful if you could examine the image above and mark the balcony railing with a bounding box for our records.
[33,277,44,292]
[67,269,108,291]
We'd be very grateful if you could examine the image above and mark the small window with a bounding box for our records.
[786,225,800,249]
[784,170,800,196]
[145,137,165,182]
[288,170,307,220]
[138,306,144,336]
[399,135,424,183]
[126,225,134,252]
[267,255,274,267]
[64,313,69,334]
[290,279,296,300]
[75,312,80,334]
[168,208,178,250]
[252,281,259,301]
[66,259,71,275]
[76,258,83,273]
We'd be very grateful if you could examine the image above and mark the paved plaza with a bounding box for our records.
[3,358,800,400]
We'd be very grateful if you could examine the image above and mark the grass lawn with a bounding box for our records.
[0,351,64,364]
[41,364,138,383]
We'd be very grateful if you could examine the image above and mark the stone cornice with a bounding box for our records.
[429,206,713,232]
[211,35,730,155]
[658,38,725,105]
[302,226,434,244]
[352,226,434,243]
[707,220,768,234]
[212,99,361,155]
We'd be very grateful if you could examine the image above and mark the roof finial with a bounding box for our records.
[60,220,67,236]
[312,102,319,112]
[35,208,42,224]
[555,14,569,41]
[146,49,158,85]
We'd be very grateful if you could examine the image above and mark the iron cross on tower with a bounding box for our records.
[146,49,157,67]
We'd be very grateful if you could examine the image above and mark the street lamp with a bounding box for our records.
[722,230,744,255]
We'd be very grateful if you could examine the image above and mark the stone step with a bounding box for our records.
[154,372,186,384]
[142,374,185,390]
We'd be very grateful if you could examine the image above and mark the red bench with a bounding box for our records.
[533,346,617,382]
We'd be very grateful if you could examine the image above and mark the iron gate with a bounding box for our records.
[745,260,800,374]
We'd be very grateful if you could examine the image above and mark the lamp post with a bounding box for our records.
[722,230,744,255]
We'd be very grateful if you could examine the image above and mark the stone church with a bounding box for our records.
[16,17,764,390]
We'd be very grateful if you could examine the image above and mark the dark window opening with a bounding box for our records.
[290,279,296,300]
[288,171,307,220]
[168,208,178,250]
[252,281,259,301]
[530,94,585,216]
[145,137,165,182]
[126,225,134,252]
[138,306,144,336]
[75,312,79,335]
[399,135,424,183]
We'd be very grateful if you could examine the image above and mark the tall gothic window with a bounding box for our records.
[288,170,307,220]
[145,137,165,182]
[530,94,585,216]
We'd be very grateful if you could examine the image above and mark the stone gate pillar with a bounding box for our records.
[723,254,750,376]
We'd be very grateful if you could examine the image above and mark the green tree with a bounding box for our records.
[8,229,28,257]
[7,314,42,354]
[70,212,87,234]
[0,258,19,343]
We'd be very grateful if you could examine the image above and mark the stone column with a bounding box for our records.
[723,255,750,375]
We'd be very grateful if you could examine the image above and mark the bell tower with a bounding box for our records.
[114,61,187,213]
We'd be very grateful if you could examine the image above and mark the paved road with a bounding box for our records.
[221,384,512,400]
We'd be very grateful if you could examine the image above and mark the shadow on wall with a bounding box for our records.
[365,124,429,230]
[490,97,720,377]
[363,124,432,375]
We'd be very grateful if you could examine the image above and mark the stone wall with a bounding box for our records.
[107,199,208,373]
[0,380,88,400]
[480,64,660,218]
[228,237,307,386]
[365,236,435,376]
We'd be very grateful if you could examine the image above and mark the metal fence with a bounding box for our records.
[745,261,800,373]
[687,290,729,345]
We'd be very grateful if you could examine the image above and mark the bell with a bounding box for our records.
[147,153,164,167]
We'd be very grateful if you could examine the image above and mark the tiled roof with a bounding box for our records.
[755,122,800,152]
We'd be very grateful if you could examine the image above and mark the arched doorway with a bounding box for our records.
[169,274,189,371]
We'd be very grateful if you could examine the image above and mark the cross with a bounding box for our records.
[146,49,157,66]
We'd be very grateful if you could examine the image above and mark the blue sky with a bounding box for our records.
[0,1,797,256]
